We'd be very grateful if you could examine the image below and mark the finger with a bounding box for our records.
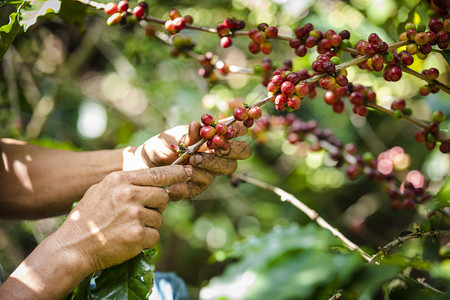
[136,186,169,213]
[188,153,237,175]
[228,121,248,138]
[142,228,160,250]
[167,181,203,201]
[214,140,252,159]
[127,165,194,187]
[167,168,215,200]
[140,208,164,229]
[186,121,202,146]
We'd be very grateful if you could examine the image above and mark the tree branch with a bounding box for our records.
[232,173,373,262]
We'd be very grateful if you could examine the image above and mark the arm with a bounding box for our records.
[0,121,251,219]
[0,138,130,219]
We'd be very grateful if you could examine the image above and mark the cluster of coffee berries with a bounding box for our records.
[289,24,351,58]
[165,8,193,35]
[248,23,278,54]
[104,1,148,25]
[198,52,218,83]
[419,68,440,95]
[400,19,449,54]
[427,0,449,17]
[233,106,263,128]
[390,98,412,120]
[216,17,246,48]
[267,69,310,111]
[171,34,195,57]
[352,33,391,74]
[414,111,449,153]
[389,180,432,211]
[199,114,235,151]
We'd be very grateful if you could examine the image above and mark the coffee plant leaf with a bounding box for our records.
[0,11,21,59]
[20,0,61,32]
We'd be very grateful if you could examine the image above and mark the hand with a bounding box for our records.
[124,120,252,201]
[53,165,193,272]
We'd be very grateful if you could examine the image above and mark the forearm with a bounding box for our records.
[0,229,94,299]
[0,138,135,219]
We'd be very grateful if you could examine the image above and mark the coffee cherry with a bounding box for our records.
[214,123,227,135]
[324,91,338,105]
[133,5,145,19]
[391,99,406,110]
[386,66,402,81]
[295,83,309,98]
[432,110,446,123]
[415,32,429,45]
[248,41,260,54]
[287,95,301,110]
[331,100,344,113]
[211,134,225,148]
[243,118,254,128]
[184,15,193,25]
[426,68,439,80]
[224,128,236,140]
[285,72,301,85]
[107,12,123,26]
[201,113,214,126]
[403,198,415,211]
[392,110,403,120]
[265,26,278,38]
[248,106,262,119]
[233,107,248,121]
[118,1,129,12]
[419,85,431,96]
[220,36,233,48]
[281,81,295,96]
[169,8,181,20]
[349,92,363,105]
[346,165,359,180]
[104,3,118,15]
[429,18,443,33]
[200,126,216,140]
[172,17,185,31]
[260,41,273,54]
[318,76,336,90]
[440,142,449,153]
[335,74,348,86]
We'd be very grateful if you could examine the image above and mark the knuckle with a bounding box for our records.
[116,185,136,201]
[129,225,145,242]
[222,160,237,175]
[106,171,124,184]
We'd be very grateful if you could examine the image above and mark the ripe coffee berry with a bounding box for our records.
[201,113,214,126]
[220,36,233,48]
[211,134,225,148]
[104,3,118,15]
[118,1,129,12]
[233,107,249,121]
[133,5,145,19]
[248,106,262,119]
[215,123,228,135]
[200,126,216,140]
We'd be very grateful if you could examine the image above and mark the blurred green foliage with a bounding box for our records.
[0,0,449,299]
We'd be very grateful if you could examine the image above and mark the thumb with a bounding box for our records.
[185,121,202,146]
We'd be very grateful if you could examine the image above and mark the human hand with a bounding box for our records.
[123,120,252,201]
[53,165,193,272]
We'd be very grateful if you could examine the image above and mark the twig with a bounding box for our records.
[232,173,373,262]
[369,230,450,264]
[400,65,450,95]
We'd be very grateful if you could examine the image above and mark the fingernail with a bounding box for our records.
[184,166,194,178]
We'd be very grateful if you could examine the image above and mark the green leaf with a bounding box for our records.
[0,12,21,59]
[0,1,25,8]
[89,252,155,299]
[19,0,61,32]
[70,273,94,300]
[397,2,420,36]
[434,49,450,66]
[436,175,450,206]
[59,0,87,28]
